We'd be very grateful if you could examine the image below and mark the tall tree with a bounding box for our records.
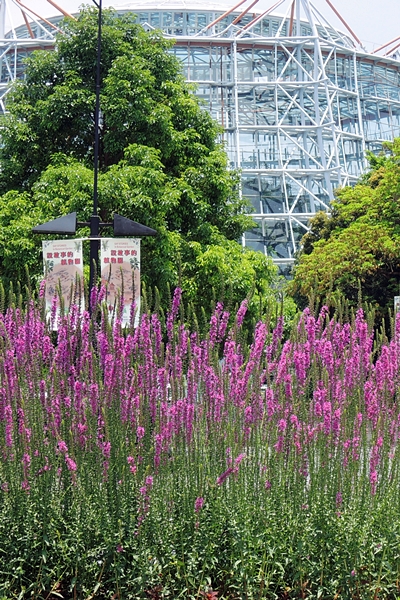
[289,139,400,315]
[0,7,278,317]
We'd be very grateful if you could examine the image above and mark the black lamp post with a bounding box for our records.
[33,0,157,308]
[89,0,103,295]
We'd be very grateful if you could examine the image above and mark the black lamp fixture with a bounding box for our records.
[33,0,157,305]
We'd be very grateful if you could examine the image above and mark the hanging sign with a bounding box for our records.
[100,238,140,327]
[42,239,84,324]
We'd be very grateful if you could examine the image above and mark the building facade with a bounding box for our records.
[1,0,400,274]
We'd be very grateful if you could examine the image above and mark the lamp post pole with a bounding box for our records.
[32,1,157,313]
[90,0,103,298]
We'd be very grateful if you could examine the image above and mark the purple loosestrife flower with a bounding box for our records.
[137,426,145,441]
[194,497,204,513]
[22,453,31,471]
[209,303,222,346]
[244,405,253,425]
[209,303,229,346]
[236,299,248,328]
[274,436,284,453]
[234,453,246,473]
[265,388,277,418]
[376,345,395,395]
[76,423,88,448]
[41,335,53,364]
[216,467,234,485]
[100,441,111,459]
[323,401,332,435]
[21,480,30,492]
[315,305,329,335]
[355,307,368,346]
[4,350,18,402]
[276,341,292,385]
[218,310,230,342]
[293,348,308,391]
[65,456,77,472]
[313,383,327,417]
[57,440,68,455]
[332,408,341,443]
[166,287,182,341]
[39,279,46,298]
[364,380,379,428]
[278,418,287,433]
[127,456,137,474]
[97,332,109,371]
[217,453,245,484]
[50,295,58,330]
[90,285,98,311]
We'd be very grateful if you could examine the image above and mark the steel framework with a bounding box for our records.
[1,0,400,274]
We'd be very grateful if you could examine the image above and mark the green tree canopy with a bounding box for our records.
[289,139,400,315]
[0,7,278,318]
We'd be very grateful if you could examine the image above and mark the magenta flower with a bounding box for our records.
[216,467,234,486]
[127,456,137,474]
[236,299,248,328]
[57,440,68,454]
[65,456,77,472]
[194,497,204,513]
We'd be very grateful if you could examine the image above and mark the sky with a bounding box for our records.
[4,0,400,53]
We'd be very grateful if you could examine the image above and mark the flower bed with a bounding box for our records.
[0,290,399,598]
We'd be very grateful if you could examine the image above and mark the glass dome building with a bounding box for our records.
[1,0,400,274]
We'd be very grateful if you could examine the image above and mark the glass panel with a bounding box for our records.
[150,12,160,27]
[162,12,172,28]
[189,47,210,81]
[263,219,292,259]
[173,12,183,35]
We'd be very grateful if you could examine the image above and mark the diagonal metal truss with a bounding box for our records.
[194,0,369,273]
[0,0,65,112]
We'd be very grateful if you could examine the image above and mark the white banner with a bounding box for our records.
[100,238,140,327]
[42,239,84,324]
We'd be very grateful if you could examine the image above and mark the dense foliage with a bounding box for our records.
[0,288,400,598]
[0,8,277,318]
[290,139,400,315]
